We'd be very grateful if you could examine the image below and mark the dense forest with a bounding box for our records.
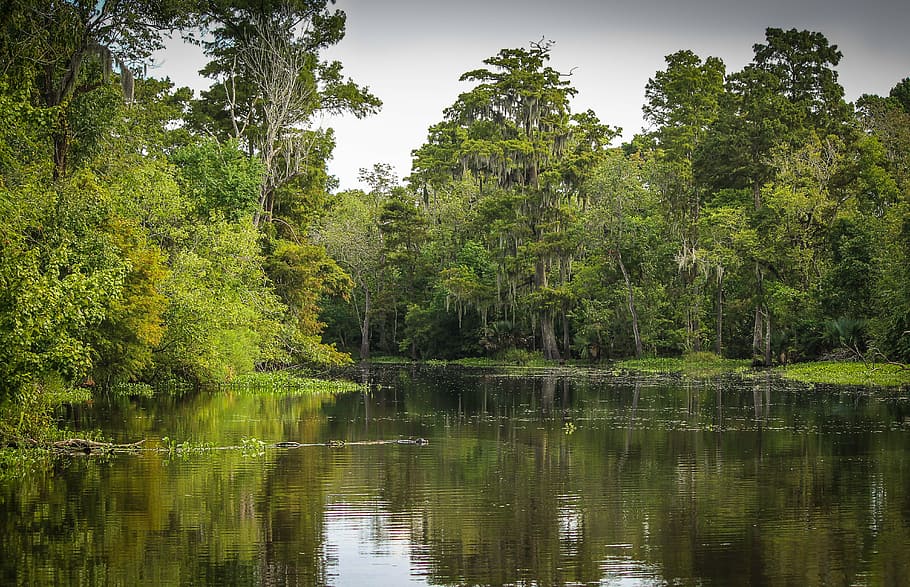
[1,0,909,408]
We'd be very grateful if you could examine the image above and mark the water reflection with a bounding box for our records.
[2,366,910,586]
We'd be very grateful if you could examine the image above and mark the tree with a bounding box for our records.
[752,27,851,137]
[698,203,757,356]
[439,41,582,360]
[170,138,264,220]
[156,218,285,381]
[191,0,380,228]
[316,165,396,360]
[2,0,187,178]
[0,171,157,394]
[264,239,352,367]
[857,80,910,362]
[642,50,725,351]
[695,28,851,364]
[643,50,725,163]
[582,152,659,357]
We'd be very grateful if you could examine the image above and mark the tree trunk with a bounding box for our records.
[540,313,561,361]
[752,307,774,367]
[53,130,68,181]
[535,258,561,361]
[360,286,371,361]
[560,258,571,359]
[752,176,771,366]
[690,296,702,352]
[617,251,643,359]
[752,302,763,365]
[715,268,724,356]
[763,307,772,366]
[752,297,772,366]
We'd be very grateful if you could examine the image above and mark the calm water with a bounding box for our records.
[2,365,910,586]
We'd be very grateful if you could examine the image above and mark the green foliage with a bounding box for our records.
[170,139,264,219]
[0,0,376,431]
[190,0,380,225]
[752,28,851,136]
[0,377,91,444]
[2,0,190,177]
[158,219,284,381]
[264,238,353,367]
[89,218,169,386]
[819,218,875,320]
[643,50,725,162]
[2,11,909,428]
[498,348,545,366]
[779,361,910,387]
[400,298,476,360]
[570,299,614,360]
[0,172,131,395]
[220,372,364,394]
[108,382,155,398]
[618,353,750,377]
[822,317,868,353]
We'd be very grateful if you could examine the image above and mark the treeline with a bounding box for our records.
[0,0,379,404]
[1,2,909,405]
[320,33,910,366]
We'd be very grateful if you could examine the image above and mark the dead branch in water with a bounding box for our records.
[52,438,146,454]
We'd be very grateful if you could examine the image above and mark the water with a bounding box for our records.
[2,365,910,586]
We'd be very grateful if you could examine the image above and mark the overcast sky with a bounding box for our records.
[154,0,909,191]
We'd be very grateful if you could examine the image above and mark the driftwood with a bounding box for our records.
[273,438,428,449]
[44,437,427,456]
[52,438,145,454]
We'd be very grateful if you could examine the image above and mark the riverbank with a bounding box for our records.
[0,371,366,449]
[776,361,910,387]
[618,354,910,388]
[371,352,910,388]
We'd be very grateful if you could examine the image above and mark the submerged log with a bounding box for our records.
[52,438,145,454]
[45,437,428,455]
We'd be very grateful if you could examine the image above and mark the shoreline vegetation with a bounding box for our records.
[1,5,909,453]
[371,352,910,388]
[0,354,905,481]
[0,370,365,449]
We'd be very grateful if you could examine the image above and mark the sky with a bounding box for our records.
[153,0,909,191]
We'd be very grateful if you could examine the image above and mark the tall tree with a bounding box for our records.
[696,28,850,364]
[752,27,851,137]
[642,50,725,351]
[191,0,380,228]
[582,152,658,358]
[440,41,581,360]
[2,0,186,178]
[316,164,397,360]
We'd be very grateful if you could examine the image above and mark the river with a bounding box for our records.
[2,365,909,585]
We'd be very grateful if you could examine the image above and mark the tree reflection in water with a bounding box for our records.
[1,365,909,586]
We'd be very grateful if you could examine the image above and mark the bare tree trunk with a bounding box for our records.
[764,307,772,366]
[535,258,561,361]
[752,178,771,366]
[360,286,371,361]
[540,313,561,361]
[715,268,724,356]
[617,251,643,359]
[752,298,772,366]
[752,301,763,365]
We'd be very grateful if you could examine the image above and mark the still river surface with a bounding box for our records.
[2,364,910,586]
